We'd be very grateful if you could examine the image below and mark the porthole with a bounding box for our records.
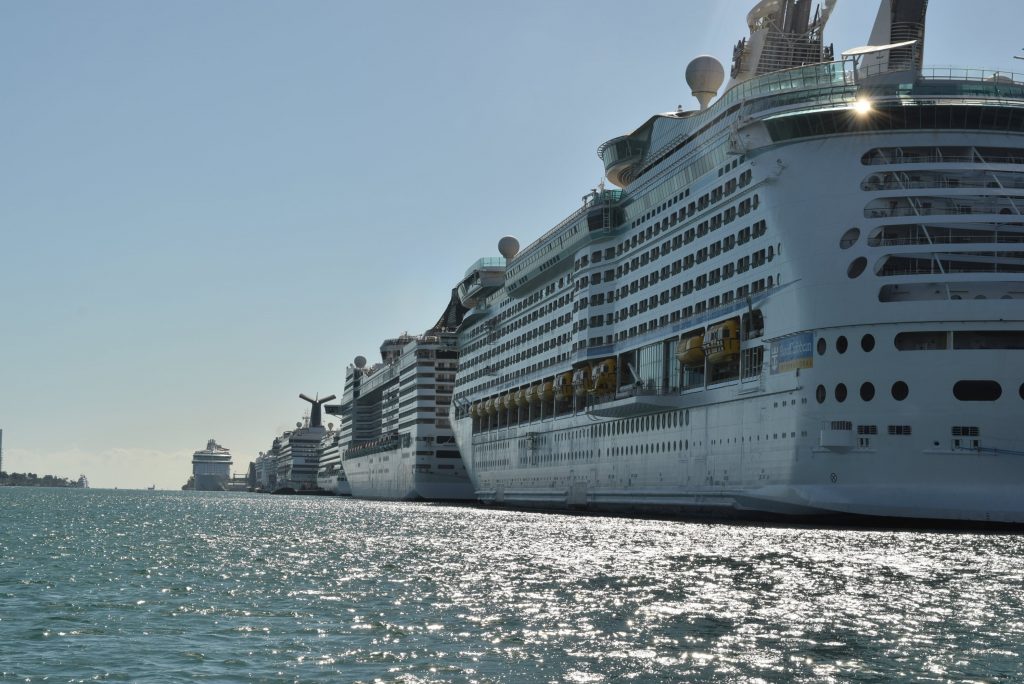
[892,381,909,401]
[817,338,827,356]
[840,227,860,249]
[953,380,1002,402]
[816,385,826,403]
[847,257,868,279]
[836,336,848,354]
[835,383,848,402]
[860,382,875,401]
[861,334,875,352]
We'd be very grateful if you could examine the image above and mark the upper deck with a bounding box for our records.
[600,61,1024,191]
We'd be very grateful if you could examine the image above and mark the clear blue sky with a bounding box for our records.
[1,1,1019,488]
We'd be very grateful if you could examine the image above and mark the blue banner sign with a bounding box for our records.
[770,332,814,374]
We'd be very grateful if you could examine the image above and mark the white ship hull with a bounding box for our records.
[193,473,228,492]
[343,448,477,501]
[452,121,1024,525]
[316,473,352,496]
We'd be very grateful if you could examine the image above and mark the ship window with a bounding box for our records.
[895,331,947,350]
[891,381,910,401]
[840,228,860,249]
[1020,383,1024,400]
[861,334,875,352]
[835,383,848,403]
[953,380,1002,401]
[953,331,1024,350]
[836,336,848,354]
[847,257,868,279]
[817,338,826,356]
[815,385,826,404]
[860,382,875,401]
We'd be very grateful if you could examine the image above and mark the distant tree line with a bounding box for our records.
[0,471,83,487]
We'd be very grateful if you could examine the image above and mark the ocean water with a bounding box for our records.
[1,489,1022,683]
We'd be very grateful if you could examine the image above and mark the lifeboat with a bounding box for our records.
[676,330,706,366]
[526,385,540,403]
[515,388,529,406]
[502,393,515,410]
[704,318,741,365]
[469,402,478,418]
[591,358,616,396]
[572,365,592,396]
[554,372,574,400]
[540,380,554,401]
[483,398,495,415]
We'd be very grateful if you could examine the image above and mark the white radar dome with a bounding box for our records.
[354,355,367,369]
[685,56,725,111]
[498,236,520,259]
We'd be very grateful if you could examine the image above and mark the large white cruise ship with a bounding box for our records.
[190,439,232,491]
[330,331,475,501]
[449,0,1024,524]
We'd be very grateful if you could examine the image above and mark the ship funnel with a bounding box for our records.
[686,56,725,110]
[299,393,337,428]
[862,0,929,77]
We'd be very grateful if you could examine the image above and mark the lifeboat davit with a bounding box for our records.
[676,330,706,366]
[554,372,574,400]
[591,358,616,396]
[572,365,592,396]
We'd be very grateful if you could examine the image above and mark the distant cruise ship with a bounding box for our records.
[190,439,232,491]
[330,331,475,501]
[448,0,1024,524]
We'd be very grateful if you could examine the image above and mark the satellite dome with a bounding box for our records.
[685,56,725,110]
[354,355,367,369]
[498,236,520,259]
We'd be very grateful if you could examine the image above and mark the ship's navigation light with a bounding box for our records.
[853,98,873,116]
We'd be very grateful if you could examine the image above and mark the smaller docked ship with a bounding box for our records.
[331,330,475,501]
[316,425,351,495]
[189,439,232,491]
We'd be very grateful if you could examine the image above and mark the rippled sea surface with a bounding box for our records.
[1,489,1023,682]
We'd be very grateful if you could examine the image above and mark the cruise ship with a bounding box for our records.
[270,394,335,493]
[315,426,352,495]
[190,439,232,491]
[329,331,475,500]
[449,0,1024,524]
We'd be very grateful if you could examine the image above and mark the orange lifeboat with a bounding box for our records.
[540,380,554,401]
[554,372,574,400]
[704,318,741,364]
[676,331,706,366]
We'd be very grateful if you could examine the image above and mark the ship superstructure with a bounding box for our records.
[449,0,1024,524]
[190,439,232,492]
[330,331,474,500]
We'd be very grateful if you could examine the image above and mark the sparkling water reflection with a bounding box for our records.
[1,488,1021,682]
